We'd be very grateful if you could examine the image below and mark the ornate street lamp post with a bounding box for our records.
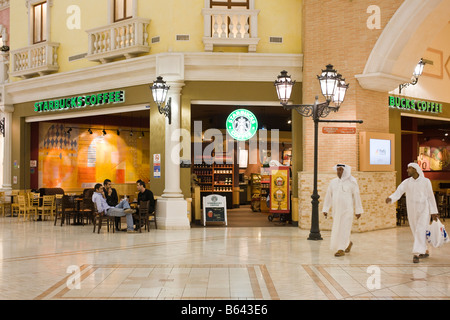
[274,65,363,240]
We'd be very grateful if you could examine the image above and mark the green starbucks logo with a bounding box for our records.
[226,109,258,141]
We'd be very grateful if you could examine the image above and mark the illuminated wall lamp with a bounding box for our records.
[399,58,426,94]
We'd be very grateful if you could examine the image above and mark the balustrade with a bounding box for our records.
[10,42,59,79]
[202,7,260,52]
[86,17,150,63]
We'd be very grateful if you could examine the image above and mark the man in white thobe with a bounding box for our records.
[323,164,363,257]
[386,163,438,263]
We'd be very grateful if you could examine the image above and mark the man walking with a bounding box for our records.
[92,183,137,233]
[323,164,363,257]
[386,163,439,263]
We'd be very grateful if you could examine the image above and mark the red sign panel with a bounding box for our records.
[322,127,356,134]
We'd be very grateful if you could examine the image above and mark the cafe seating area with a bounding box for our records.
[0,188,157,233]
[395,190,450,226]
[436,191,450,221]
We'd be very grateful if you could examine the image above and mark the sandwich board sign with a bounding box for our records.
[202,194,227,226]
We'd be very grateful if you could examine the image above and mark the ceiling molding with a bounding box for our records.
[356,0,450,92]
[5,52,303,105]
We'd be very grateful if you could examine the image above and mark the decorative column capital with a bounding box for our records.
[0,104,13,113]
[166,81,185,94]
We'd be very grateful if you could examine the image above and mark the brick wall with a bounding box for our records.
[298,171,397,232]
[302,0,404,171]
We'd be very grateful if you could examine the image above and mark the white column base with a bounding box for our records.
[156,198,190,230]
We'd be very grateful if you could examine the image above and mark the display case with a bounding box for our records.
[193,163,233,193]
[260,166,271,212]
[268,166,290,222]
[250,173,261,212]
[193,163,213,192]
[194,162,234,209]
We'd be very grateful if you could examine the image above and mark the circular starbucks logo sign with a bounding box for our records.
[226,109,258,141]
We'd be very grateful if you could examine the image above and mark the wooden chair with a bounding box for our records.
[134,200,156,232]
[134,200,147,233]
[396,195,407,226]
[149,198,157,229]
[59,195,78,226]
[17,195,28,221]
[26,192,39,221]
[78,198,95,226]
[38,195,55,221]
[92,203,115,233]
[1,192,13,217]
[0,192,7,217]
[437,193,448,221]
[54,194,70,226]
[10,191,20,217]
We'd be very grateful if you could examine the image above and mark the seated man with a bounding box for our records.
[137,180,155,212]
[92,183,137,233]
[135,180,156,229]
[103,179,121,231]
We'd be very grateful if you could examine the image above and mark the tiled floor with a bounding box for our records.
[1,216,450,300]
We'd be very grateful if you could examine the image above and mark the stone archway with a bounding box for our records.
[356,0,450,92]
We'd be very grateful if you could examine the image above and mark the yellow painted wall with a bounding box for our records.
[10,0,302,76]
[256,0,302,54]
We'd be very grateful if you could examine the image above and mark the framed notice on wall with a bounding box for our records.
[202,194,227,226]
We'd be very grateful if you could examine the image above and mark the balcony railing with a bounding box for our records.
[202,7,260,52]
[10,42,60,79]
[86,17,150,63]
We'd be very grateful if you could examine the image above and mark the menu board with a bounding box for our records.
[269,166,290,213]
[203,194,227,226]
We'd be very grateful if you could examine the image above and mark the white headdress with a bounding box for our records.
[333,164,358,184]
[407,162,424,178]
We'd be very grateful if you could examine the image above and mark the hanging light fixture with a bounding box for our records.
[151,76,172,124]
[317,64,339,101]
[399,58,426,94]
[0,117,5,137]
[332,76,350,109]
[274,70,295,105]
[413,58,425,79]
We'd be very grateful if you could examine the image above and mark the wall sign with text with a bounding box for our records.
[34,90,125,113]
[388,96,443,114]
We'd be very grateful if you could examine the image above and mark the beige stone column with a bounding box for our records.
[155,81,190,230]
[1,105,13,191]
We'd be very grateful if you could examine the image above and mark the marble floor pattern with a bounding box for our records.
[1,216,450,300]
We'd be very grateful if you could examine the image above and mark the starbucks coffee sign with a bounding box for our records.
[226,109,258,141]
[388,96,443,114]
[34,90,125,113]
